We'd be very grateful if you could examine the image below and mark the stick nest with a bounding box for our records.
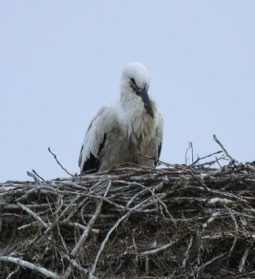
[1,160,255,278]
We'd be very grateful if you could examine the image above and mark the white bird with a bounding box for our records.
[79,62,163,173]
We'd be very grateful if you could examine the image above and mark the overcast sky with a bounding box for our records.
[1,0,255,181]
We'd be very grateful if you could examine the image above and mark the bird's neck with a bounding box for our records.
[120,90,156,141]
[120,89,144,115]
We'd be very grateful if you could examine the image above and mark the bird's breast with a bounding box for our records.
[128,111,156,145]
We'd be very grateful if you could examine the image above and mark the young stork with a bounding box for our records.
[79,62,163,173]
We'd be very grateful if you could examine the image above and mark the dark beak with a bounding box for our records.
[140,87,154,118]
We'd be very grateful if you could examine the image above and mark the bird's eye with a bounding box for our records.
[129,78,138,92]
[130,78,136,84]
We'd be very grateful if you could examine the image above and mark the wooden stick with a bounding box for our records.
[0,256,59,279]
[48,147,74,177]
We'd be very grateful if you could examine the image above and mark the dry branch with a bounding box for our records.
[0,256,59,279]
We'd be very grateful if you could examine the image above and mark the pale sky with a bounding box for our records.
[1,0,255,181]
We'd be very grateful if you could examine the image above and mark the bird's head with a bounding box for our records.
[120,62,154,118]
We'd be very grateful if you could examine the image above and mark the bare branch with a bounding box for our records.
[182,236,194,268]
[0,256,59,279]
[17,202,48,229]
[140,239,178,256]
[196,253,227,273]
[27,171,42,184]
[32,169,45,181]
[48,147,74,177]
[238,246,250,273]
[213,134,236,163]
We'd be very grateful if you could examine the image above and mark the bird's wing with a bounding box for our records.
[79,106,117,173]
[155,111,164,160]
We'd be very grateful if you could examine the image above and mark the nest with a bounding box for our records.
[1,152,255,278]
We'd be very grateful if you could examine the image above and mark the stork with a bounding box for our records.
[79,62,163,173]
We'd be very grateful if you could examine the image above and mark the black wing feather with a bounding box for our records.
[82,152,100,173]
[154,143,162,167]
[81,134,107,173]
[158,143,162,159]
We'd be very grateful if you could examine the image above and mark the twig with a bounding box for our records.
[226,206,239,263]
[27,171,42,184]
[182,236,194,268]
[185,142,194,164]
[45,195,81,234]
[189,150,223,167]
[207,197,233,206]
[48,147,74,177]
[213,134,236,163]
[140,239,178,256]
[238,246,250,273]
[202,211,222,229]
[6,265,20,279]
[196,252,227,273]
[17,202,48,229]
[62,253,88,275]
[136,152,171,167]
[58,222,99,234]
[0,256,59,279]
[32,169,45,181]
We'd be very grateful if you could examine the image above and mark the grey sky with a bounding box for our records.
[1,1,255,181]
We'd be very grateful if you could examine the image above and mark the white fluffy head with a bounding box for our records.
[120,62,150,92]
[119,62,155,119]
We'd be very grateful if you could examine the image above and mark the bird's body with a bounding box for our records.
[79,62,163,173]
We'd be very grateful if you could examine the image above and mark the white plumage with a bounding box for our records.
[79,62,163,173]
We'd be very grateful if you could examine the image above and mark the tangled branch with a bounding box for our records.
[1,152,255,278]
